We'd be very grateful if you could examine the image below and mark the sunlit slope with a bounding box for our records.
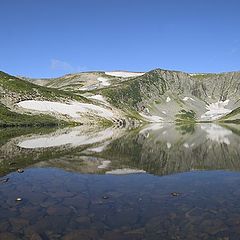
[0,71,87,104]
[24,71,145,92]
[0,71,83,126]
[0,71,123,126]
[2,69,240,125]
[99,69,240,122]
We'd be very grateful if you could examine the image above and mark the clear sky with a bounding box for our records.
[0,0,240,78]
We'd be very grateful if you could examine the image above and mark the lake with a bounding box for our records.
[1,123,240,239]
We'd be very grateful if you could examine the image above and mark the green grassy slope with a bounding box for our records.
[0,71,88,102]
[219,107,240,123]
[0,71,90,127]
[100,70,168,109]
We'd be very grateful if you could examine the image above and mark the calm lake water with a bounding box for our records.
[1,123,240,239]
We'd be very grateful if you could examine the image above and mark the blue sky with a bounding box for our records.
[0,0,240,77]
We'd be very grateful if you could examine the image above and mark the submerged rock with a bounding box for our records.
[0,178,9,183]
[171,192,181,197]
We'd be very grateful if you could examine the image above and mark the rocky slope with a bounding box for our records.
[1,69,240,126]
[100,69,240,123]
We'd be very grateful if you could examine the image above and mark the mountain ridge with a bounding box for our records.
[1,68,240,126]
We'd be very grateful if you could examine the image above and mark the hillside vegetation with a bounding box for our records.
[0,103,65,127]
[1,69,240,126]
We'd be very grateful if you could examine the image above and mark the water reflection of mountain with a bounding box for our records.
[97,123,240,176]
[1,124,240,176]
[0,126,124,176]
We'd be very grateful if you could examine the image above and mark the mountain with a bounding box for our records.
[100,69,240,123]
[1,69,240,126]
[0,71,123,126]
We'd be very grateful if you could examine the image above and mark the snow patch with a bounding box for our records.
[88,145,106,153]
[97,77,110,86]
[17,128,115,149]
[88,94,107,103]
[98,160,111,169]
[17,100,114,119]
[79,85,97,91]
[105,71,145,78]
[183,97,195,102]
[162,111,167,114]
[106,168,146,175]
[166,97,171,103]
[88,142,109,152]
[201,124,232,145]
[201,100,231,121]
[79,86,88,91]
[189,73,206,76]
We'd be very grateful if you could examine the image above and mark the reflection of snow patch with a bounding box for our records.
[18,128,114,149]
[106,168,146,175]
[17,100,114,119]
[105,71,145,78]
[201,100,231,121]
[201,124,232,145]
[167,142,171,149]
[166,97,171,103]
[139,113,163,122]
[183,143,189,148]
[97,77,110,86]
[139,124,164,134]
[98,160,111,169]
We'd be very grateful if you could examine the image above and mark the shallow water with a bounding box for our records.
[1,123,240,239]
